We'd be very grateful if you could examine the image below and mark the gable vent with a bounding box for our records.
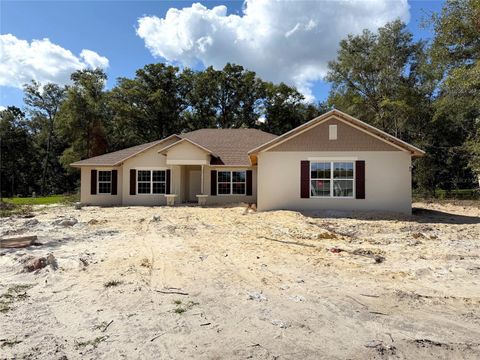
[329,124,337,140]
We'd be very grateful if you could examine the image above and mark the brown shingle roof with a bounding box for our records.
[70,135,180,167]
[70,129,277,167]
[180,129,277,166]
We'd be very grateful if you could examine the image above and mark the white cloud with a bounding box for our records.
[80,49,109,69]
[137,0,409,100]
[0,34,109,89]
[0,106,6,111]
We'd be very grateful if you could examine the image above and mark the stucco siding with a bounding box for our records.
[121,144,172,206]
[166,141,210,163]
[80,166,123,206]
[269,117,400,152]
[257,151,411,214]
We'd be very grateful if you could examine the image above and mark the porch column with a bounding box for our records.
[201,165,204,194]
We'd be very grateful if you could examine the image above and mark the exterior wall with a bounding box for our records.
[257,151,412,214]
[166,141,210,163]
[204,166,257,205]
[121,144,176,206]
[270,117,400,152]
[80,166,123,206]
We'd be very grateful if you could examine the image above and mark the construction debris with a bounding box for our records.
[0,235,38,249]
[21,253,57,272]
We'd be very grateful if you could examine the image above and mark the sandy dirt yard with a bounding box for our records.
[1,202,480,359]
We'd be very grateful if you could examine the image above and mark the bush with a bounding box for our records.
[413,188,480,201]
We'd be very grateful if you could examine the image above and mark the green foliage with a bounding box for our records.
[0,107,38,197]
[428,0,480,189]
[413,188,480,200]
[172,299,198,314]
[3,195,66,205]
[103,280,123,288]
[0,284,33,313]
[260,83,327,135]
[108,63,189,148]
[1,2,479,197]
[0,202,34,218]
[74,336,108,349]
[327,2,480,193]
[327,20,434,140]
[23,81,68,195]
[58,69,110,165]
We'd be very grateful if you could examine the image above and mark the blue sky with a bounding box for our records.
[1,0,443,109]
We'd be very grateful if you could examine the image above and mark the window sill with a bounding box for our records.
[135,193,167,196]
[217,194,248,196]
[310,196,355,199]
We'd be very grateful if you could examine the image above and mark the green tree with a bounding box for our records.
[215,64,265,128]
[108,63,189,148]
[259,82,328,135]
[58,69,110,168]
[0,107,38,197]
[23,81,66,194]
[430,0,480,187]
[181,67,220,130]
[326,20,434,140]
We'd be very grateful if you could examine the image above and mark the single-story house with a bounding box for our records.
[71,109,424,214]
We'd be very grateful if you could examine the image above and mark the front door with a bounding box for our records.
[188,169,201,202]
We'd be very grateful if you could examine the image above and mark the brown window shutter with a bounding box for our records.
[300,161,310,198]
[111,170,118,195]
[90,170,97,195]
[166,169,171,194]
[130,169,136,195]
[246,170,253,196]
[355,160,365,199]
[211,170,217,196]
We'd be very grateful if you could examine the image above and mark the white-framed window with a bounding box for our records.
[310,162,354,198]
[137,170,166,194]
[98,171,112,194]
[217,171,246,195]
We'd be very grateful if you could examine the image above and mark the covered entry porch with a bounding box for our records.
[159,136,255,206]
[177,164,207,204]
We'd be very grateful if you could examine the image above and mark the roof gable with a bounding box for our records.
[181,128,277,166]
[269,117,400,152]
[159,138,214,155]
[249,109,425,157]
[70,135,180,167]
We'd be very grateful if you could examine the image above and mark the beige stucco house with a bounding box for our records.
[71,109,425,214]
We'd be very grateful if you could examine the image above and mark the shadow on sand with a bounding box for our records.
[299,207,480,225]
[410,207,480,225]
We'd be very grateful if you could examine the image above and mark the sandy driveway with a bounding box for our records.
[1,202,479,359]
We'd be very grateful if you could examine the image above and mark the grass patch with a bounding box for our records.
[60,193,80,205]
[103,280,123,288]
[0,202,34,218]
[3,195,66,205]
[75,336,108,349]
[0,194,80,217]
[172,299,198,315]
[0,284,34,313]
